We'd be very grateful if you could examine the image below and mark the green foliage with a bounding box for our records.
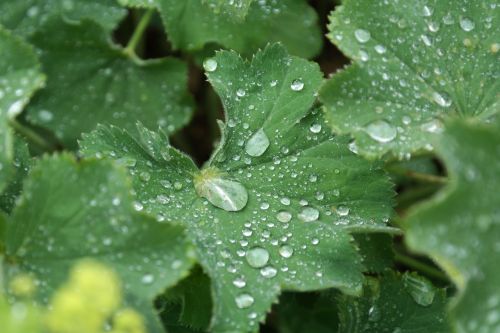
[0,1,497,332]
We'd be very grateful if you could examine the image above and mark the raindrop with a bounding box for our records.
[236,89,246,97]
[298,207,319,222]
[233,277,246,288]
[403,273,436,306]
[432,92,452,107]
[260,266,277,278]
[277,211,292,223]
[309,123,322,133]
[421,118,444,134]
[246,247,270,268]
[365,120,397,143]
[354,29,371,43]
[290,79,304,91]
[279,245,294,258]
[280,197,291,205]
[422,5,433,17]
[203,58,218,72]
[141,274,154,284]
[374,45,386,54]
[195,170,248,212]
[459,17,475,32]
[235,293,254,309]
[337,205,350,216]
[245,128,270,157]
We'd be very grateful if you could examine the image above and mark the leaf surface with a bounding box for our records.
[3,154,195,332]
[25,19,193,148]
[81,44,394,332]
[406,120,500,333]
[320,0,499,158]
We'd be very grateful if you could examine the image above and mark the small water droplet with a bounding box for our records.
[298,207,319,222]
[422,5,433,17]
[354,29,371,43]
[459,17,475,32]
[141,274,154,284]
[280,197,291,205]
[245,128,270,157]
[309,123,322,133]
[235,293,254,308]
[236,89,246,97]
[260,266,277,278]
[203,58,218,72]
[403,273,436,306]
[421,118,444,134]
[279,245,294,258]
[290,79,304,91]
[374,45,386,54]
[246,247,270,268]
[365,120,397,143]
[233,277,246,288]
[337,205,350,216]
[277,211,292,223]
[432,92,452,107]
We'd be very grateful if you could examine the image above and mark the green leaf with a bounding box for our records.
[2,154,195,332]
[337,271,450,333]
[0,137,31,214]
[0,27,45,193]
[24,18,194,148]
[320,0,499,159]
[118,0,323,58]
[354,233,394,274]
[0,0,126,36]
[405,120,500,333]
[81,44,394,332]
[202,0,254,20]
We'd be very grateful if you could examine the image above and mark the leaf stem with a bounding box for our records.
[8,119,56,151]
[394,252,449,282]
[124,9,154,57]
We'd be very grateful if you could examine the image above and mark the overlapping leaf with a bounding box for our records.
[406,120,500,333]
[337,272,450,333]
[202,0,254,20]
[320,0,499,158]
[0,27,44,192]
[118,0,323,58]
[0,0,126,36]
[24,18,193,148]
[81,44,394,332]
[2,154,195,332]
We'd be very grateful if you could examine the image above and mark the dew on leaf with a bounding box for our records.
[309,123,322,133]
[246,247,270,268]
[203,58,218,72]
[279,245,294,258]
[421,118,444,134]
[260,266,277,278]
[459,17,475,32]
[194,168,248,212]
[277,211,292,223]
[337,205,350,216]
[403,273,436,306]
[235,293,254,309]
[290,79,304,91]
[233,277,246,288]
[298,206,319,222]
[432,92,452,107]
[141,274,154,285]
[365,120,397,143]
[245,128,270,157]
[354,29,371,43]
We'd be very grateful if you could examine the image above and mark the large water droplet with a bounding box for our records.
[203,58,218,72]
[195,168,248,212]
[403,273,436,306]
[354,29,371,43]
[245,128,270,157]
[290,79,304,91]
[298,207,320,222]
[459,17,475,31]
[365,120,397,143]
[235,293,254,308]
[246,247,270,268]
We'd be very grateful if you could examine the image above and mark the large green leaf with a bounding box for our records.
[2,154,195,333]
[24,19,193,148]
[405,120,500,333]
[320,0,499,159]
[118,0,323,58]
[337,272,450,333]
[81,44,394,332]
[0,27,44,192]
[0,0,126,36]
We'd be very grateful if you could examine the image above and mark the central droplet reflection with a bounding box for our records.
[194,167,248,212]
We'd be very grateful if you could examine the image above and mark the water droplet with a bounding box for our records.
[260,266,277,278]
[280,197,291,206]
[195,169,248,212]
[421,118,444,134]
[203,58,218,72]
[374,45,386,54]
[236,89,246,97]
[309,123,322,133]
[290,79,304,91]
[233,277,246,288]
[459,17,475,31]
[365,120,397,143]
[337,205,350,216]
[246,247,270,268]
[422,5,433,17]
[432,92,452,107]
[277,211,292,223]
[235,294,254,309]
[298,207,319,222]
[133,201,144,211]
[279,245,294,258]
[403,273,435,306]
[354,29,371,43]
[245,128,270,157]
[141,274,154,284]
